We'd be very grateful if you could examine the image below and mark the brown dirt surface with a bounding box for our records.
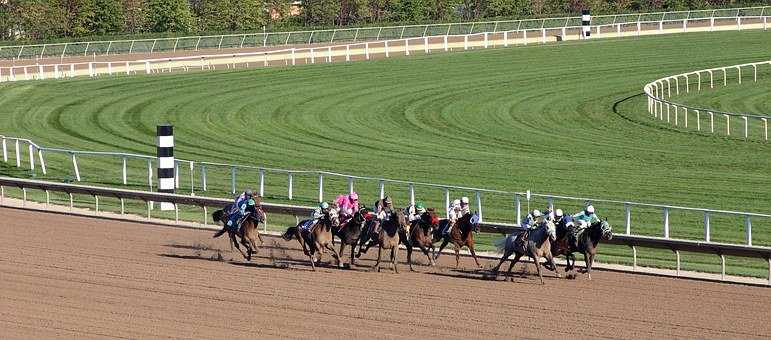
[1,207,770,339]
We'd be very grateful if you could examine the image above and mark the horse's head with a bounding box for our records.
[599,219,613,240]
[353,207,368,225]
[421,208,440,227]
[544,220,557,241]
[252,206,266,224]
[466,212,481,233]
[394,208,407,226]
[326,208,340,228]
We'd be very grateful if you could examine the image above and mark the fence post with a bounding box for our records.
[445,188,450,219]
[745,215,752,246]
[122,157,127,184]
[424,37,428,54]
[674,105,678,126]
[444,36,448,51]
[704,211,711,242]
[684,109,688,128]
[504,31,508,47]
[475,191,482,222]
[345,45,350,61]
[291,49,296,65]
[318,174,323,203]
[201,164,207,191]
[385,41,389,57]
[405,39,410,56]
[348,177,354,194]
[762,118,768,141]
[523,30,527,45]
[663,207,669,238]
[88,62,94,77]
[725,115,730,135]
[147,159,152,191]
[696,110,701,131]
[38,149,46,175]
[463,36,468,50]
[515,194,521,226]
[259,168,265,197]
[145,61,150,74]
[230,166,237,194]
[310,48,315,64]
[743,116,748,139]
[365,42,370,60]
[379,180,385,199]
[72,154,81,181]
[625,203,631,234]
[484,32,488,48]
[327,46,332,62]
[27,143,34,171]
[288,172,293,200]
[2,137,6,162]
[709,112,714,133]
[14,140,20,167]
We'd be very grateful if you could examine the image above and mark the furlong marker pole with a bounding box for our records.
[581,9,591,39]
[157,124,175,210]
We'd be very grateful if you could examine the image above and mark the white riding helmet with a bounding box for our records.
[452,199,461,206]
[555,209,564,217]
[586,205,595,214]
[532,209,542,217]
[460,197,469,205]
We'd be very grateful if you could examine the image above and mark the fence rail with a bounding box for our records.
[1,6,768,61]
[0,176,769,284]
[644,60,771,140]
[2,134,771,249]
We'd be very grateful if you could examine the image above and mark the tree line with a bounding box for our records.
[0,0,766,41]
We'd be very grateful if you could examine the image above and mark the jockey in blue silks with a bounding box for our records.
[226,189,253,232]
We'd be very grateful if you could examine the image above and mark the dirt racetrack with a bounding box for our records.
[1,207,770,339]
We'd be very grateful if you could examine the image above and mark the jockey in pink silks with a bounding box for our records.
[336,192,360,225]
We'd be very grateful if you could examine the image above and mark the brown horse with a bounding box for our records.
[556,220,613,280]
[433,212,483,269]
[282,209,342,271]
[400,208,439,271]
[357,209,404,273]
[332,207,369,266]
[491,220,559,284]
[212,204,266,261]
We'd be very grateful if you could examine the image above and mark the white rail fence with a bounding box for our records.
[2,11,770,84]
[1,6,768,61]
[2,134,770,248]
[644,60,771,140]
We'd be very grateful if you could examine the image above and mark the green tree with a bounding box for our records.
[123,0,147,33]
[8,0,67,40]
[198,0,264,31]
[93,0,126,34]
[303,0,340,25]
[145,0,193,32]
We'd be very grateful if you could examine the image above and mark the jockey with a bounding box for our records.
[521,209,542,229]
[570,205,599,249]
[226,189,253,232]
[370,196,393,234]
[337,192,360,224]
[444,199,462,235]
[406,202,427,223]
[459,196,471,216]
[302,201,330,232]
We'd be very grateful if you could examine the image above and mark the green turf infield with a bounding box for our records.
[1,29,770,277]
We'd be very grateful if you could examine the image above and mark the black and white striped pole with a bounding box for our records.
[581,9,591,39]
[157,124,175,210]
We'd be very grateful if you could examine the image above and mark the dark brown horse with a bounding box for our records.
[400,208,439,271]
[332,207,368,266]
[282,209,342,271]
[433,212,483,269]
[491,220,559,284]
[357,209,404,273]
[556,220,613,280]
[212,204,266,261]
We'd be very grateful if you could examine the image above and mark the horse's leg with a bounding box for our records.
[417,243,434,267]
[545,252,560,278]
[406,243,415,272]
[350,242,357,266]
[391,247,399,274]
[491,247,513,275]
[374,245,382,272]
[586,252,594,280]
[356,237,373,258]
[533,253,545,284]
[256,229,264,246]
[324,242,342,268]
[468,244,483,269]
[338,243,347,266]
[507,254,523,282]
[230,232,249,260]
[315,241,325,266]
[434,239,450,261]
[454,244,460,269]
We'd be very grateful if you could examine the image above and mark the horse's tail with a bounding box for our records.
[212,209,225,222]
[493,235,509,253]
[282,226,298,241]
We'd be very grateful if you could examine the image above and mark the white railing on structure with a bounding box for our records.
[644,60,771,140]
[2,134,770,247]
[0,6,768,61]
[1,176,770,284]
[2,10,770,84]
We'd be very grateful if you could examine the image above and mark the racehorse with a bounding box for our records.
[560,220,613,280]
[332,207,369,266]
[356,209,404,273]
[212,203,266,261]
[400,208,439,271]
[433,212,483,269]
[282,209,342,271]
[491,220,559,284]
